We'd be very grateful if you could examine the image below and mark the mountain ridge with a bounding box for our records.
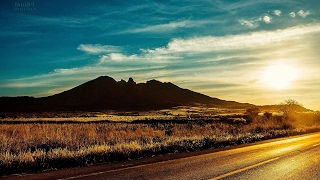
[0,76,252,112]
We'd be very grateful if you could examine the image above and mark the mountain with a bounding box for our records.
[0,76,252,112]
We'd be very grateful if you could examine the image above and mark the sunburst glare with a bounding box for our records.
[261,63,300,90]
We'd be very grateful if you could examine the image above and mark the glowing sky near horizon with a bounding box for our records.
[1,0,320,110]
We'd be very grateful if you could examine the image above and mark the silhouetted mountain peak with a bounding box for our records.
[146,79,162,85]
[128,77,136,86]
[118,79,126,86]
[94,76,117,84]
[59,76,117,95]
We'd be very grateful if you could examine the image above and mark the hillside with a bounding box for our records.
[0,76,252,112]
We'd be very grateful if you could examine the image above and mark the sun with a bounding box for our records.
[261,63,299,90]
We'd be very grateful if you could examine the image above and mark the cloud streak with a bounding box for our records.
[147,24,320,54]
[77,44,122,54]
[125,21,190,33]
[117,19,220,34]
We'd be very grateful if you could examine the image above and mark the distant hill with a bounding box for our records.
[258,104,310,112]
[0,76,252,112]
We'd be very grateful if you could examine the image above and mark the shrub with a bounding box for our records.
[246,107,260,116]
[263,112,272,120]
[245,107,261,123]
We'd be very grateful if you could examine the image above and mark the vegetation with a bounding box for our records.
[1,102,320,176]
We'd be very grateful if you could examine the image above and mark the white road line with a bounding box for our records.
[57,163,150,180]
[313,143,320,147]
[58,157,185,180]
[209,157,280,180]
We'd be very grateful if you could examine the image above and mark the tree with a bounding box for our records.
[279,99,303,120]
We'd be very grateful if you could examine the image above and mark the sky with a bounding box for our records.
[1,0,320,110]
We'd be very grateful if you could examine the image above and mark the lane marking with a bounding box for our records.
[57,163,151,180]
[209,157,280,180]
[313,143,320,147]
[58,156,188,180]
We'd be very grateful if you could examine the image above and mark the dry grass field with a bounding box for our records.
[1,107,320,176]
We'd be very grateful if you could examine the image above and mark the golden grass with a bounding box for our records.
[1,113,320,176]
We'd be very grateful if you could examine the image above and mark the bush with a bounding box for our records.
[246,107,261,116]
[245,107,261,123]
[264,112,272,120]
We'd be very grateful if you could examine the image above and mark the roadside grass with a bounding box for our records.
[1,112,320,176]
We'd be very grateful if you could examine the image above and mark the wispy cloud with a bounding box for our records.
[238,19,259,28]
[77,44,123,54]
[147,24,320,54]
[2,10,98,28]
[121,20,190,33]
[263,15,271,23]
[289,10,311,18]
[274,10,281,16]
[289,12,296,18]
[117,19,217,34]
[297,10,310,18]
[238,13,273,28]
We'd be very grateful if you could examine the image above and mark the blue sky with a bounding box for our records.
[1,0,320,110]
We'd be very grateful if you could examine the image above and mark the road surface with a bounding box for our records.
[3,132,320,180]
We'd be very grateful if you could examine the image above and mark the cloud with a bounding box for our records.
[263,16,271,23]
[122,20,189,33]
[117,19,219,34]
[297,10,310,18]
[154,24,320,54]
[289,12,295,18]
[77,44,122,54]
[3,10,98,29]
[238,15,271,28]
[274,10,281,16]
[99,53,137,63]
[238,19,258,28]
[239,13,275,28]
[289,10,310,18]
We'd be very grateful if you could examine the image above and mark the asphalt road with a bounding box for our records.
[3,132,320,180]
